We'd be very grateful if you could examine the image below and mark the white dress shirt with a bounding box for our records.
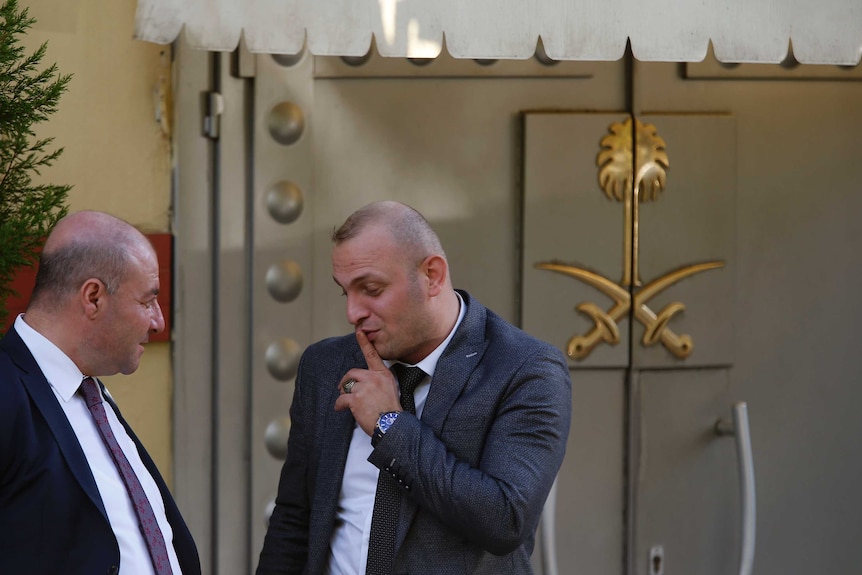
[327,294,467,575]
[15,315,182,575]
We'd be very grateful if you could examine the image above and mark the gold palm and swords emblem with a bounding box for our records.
[536,117,724,360]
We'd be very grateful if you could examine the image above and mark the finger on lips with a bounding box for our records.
[355,329,387,371]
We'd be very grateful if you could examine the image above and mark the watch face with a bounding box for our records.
[379,411,399,433]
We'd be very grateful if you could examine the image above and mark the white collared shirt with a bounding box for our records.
[15,315,182,575]
[327,294,467,575]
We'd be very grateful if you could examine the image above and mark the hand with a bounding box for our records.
[334,328,402,436]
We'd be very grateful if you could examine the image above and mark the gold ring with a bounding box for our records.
[343,378,357,394]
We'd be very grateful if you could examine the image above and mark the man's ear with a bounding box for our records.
[422,255,448,296]
[80,278,106,319]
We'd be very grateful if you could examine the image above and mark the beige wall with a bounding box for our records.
[23,0,175,484]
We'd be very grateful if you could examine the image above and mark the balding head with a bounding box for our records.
[23,210,164,376]
[29,211,152,311]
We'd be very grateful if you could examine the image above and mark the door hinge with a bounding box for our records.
[203,91,224,140]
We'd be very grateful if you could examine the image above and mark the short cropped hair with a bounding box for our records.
[331,201,446,265]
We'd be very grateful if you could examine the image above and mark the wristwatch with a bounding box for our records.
[372,411,400,447]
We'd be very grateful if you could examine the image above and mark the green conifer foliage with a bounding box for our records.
[0,0,71,330]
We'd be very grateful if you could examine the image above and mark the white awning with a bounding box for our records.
[134,0,862,65]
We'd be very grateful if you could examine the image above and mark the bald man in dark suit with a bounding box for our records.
[0,211,200,575]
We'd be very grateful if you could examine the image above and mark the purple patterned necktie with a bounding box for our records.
[79,377,173,575]
[366,364,426,575]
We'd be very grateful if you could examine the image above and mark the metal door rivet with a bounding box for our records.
[263,498,276,527]
[341,52,371,67]
[272,51,304,67]
[265,338,302,380]
[265,180,304,224]
[267,101,305,146]
[266,260,304,302]
[264,417,291,460]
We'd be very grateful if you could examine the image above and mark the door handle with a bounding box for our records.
[540,476,559,575]
[715,402,756,575]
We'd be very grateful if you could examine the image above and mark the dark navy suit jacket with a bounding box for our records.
[0,326,201,575]
[257,290,572,575]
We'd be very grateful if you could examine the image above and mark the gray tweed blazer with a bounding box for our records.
[257,290,572,575]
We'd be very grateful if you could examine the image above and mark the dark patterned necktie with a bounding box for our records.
[79,377,173,575]
[366,364,426,575]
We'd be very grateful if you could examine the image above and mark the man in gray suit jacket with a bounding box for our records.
[257,201,571,575]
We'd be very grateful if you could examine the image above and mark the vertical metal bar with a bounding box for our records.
[209,50,222,575]
[624,369,640,575]
[623,38,637,575]
[172,36,216,575]
[243,58,257,574]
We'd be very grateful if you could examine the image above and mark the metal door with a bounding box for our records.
[172,41,862,575]
[523,111,739,575]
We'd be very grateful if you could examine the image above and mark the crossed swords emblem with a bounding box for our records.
[535,117,724,360]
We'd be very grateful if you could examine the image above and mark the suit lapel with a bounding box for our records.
[420,291,488,436]
[307,349,365,566]
[395,291,489,550]
[320,348,366,492]
[103,385,199,568]
[315,383,357,504]
[2,329,109,521]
